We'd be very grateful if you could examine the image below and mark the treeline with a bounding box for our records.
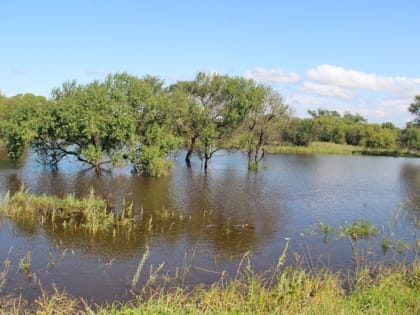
[0,72,419,176]
[278,108,419,151]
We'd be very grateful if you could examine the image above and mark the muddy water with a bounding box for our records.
[0,151,419,302]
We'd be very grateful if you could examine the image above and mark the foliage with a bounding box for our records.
[0,94,49,160]
[280,118,314,146]
[239,85,291,169]
[409,95,420,125]
[400,124,420,151]
[341,219,380,240]
[279,109,401,151]
[172,72,266,169]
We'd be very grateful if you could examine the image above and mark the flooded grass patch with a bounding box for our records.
[0,188,136,235]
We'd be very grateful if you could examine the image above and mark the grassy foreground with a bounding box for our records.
[0,262,418,314]
[265,141,420,157]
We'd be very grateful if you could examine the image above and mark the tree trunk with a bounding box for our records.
[204,153,209,170]
[185,150,193,167]
[185,136,196,167]
[247,149,253,169]
[94,162,102,175]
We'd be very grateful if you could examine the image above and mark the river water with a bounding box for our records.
[0,150,419,302]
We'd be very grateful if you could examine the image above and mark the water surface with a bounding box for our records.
[0,151,419,302]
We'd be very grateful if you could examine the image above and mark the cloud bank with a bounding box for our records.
[244,64,420,126]
[244,67,300,83]
[307,64,420,96]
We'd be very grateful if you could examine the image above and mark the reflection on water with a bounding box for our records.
[0,150,419,302]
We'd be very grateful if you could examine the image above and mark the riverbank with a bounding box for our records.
[1,260,418,314]
[265,142,420,157]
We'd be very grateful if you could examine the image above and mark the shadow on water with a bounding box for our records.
[0,150,419,302]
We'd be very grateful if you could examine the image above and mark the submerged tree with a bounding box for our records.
[3,74,183,175]
[31,77,137,173]
[172,73,258,169]
[1,93,49,161]
[239,86,290,170]
[128,75,183,176]
[0,72,295,175]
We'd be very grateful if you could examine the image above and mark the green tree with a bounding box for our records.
[240,86,290,170]
[129,76,183,176]
[399,125,420,151]
[1,94,49,160]
[34,77,137,173]
[281,118,313,146]
[409,95,420,125]
[343,112,367,124]
[360,124,397,149]
[173,73,258,169]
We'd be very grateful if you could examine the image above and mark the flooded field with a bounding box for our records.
[0,151,419,303]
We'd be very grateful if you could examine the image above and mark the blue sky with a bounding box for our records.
[1,0,420,126]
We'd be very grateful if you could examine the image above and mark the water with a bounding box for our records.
[0,150,419,302]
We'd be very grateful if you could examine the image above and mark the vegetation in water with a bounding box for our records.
[342,220,380,240]
[18,251,31,276]
[0,76,418,176]
[0,188,132,234]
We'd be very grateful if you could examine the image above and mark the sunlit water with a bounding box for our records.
[0,150,419,302]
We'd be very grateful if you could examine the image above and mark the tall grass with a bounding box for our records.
[0,188,135,235]
[0,259,418,314]
[266,142,362,155]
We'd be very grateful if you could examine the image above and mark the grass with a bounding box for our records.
[0,260,418,314]
[0,188,136,235]
[265,141,420,157]
[342,220,380,240]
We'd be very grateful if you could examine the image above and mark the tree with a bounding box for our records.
[129,76,183,176]
[409,95,420,125]
[280,118,313,146]
[1,94,49,160]
[240,86,290,169]
[343,111,367,124]
[2,74,186,176]
[399,125,420,151]
[172,73,258,169]
[30,77,137,173]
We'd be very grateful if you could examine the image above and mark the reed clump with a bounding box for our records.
[0,189,136,234]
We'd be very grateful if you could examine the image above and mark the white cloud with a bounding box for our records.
[306,64,420,96]
[302,81,353,99]
[244,67,300,83]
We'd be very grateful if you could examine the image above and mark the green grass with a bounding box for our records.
[342,220,380,240]
[266,142,363,155]
[0,188,136,235]
[265,142,420,157]
[0,261,418,314]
